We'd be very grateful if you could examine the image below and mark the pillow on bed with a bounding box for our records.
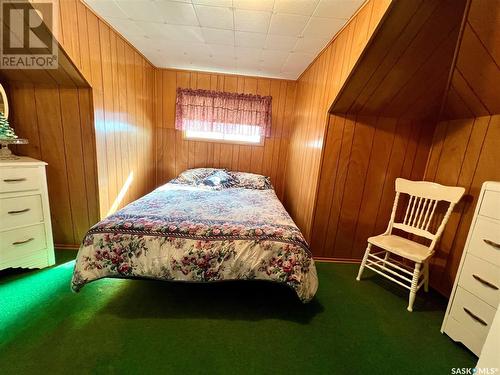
[173,168,218,185]
[229,171,273,190]
[201,170,237,188]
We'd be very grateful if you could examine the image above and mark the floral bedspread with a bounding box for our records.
[71,183,318,302]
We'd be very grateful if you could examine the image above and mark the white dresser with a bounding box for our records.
[0,157,55,270]
[442,181,500,356]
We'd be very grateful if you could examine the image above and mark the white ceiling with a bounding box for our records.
[84,0,364,80]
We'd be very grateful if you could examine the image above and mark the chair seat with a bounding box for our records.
[368,234,432,263]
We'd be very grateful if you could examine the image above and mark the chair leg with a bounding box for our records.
[408,262,422,312]
[424,261,429,292]
[356,243,372,281]
[382,251,390,267]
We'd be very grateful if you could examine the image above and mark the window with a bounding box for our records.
[176,88,272,146]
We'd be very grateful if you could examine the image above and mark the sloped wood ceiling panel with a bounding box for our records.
[442,0,500,119]
[154,69,296,201]
[330,0,467,120]
[284,0,392,240]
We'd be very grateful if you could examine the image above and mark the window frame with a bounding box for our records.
[182,127,265,147]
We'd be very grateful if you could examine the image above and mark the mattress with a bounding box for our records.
[71,177,318,302]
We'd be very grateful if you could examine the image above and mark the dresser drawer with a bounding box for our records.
[0,194,44,230]
[449,287,496,345]
[444,316,484,356]
[0,167,42,193]
[469,217,500,266]
[479,190,500,221]
[0,224,47,265]
[459,254,500,308]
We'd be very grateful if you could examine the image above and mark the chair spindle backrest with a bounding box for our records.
[386,178,465,251]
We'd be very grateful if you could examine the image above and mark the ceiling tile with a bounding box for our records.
[269,13,309,37]
[194,5,234,29]
[273,0,319,16]
[192,0,232,7]
[85,0,128,18]
[154,1,199,26]
[282,52,315,73]
[235,47,263,64]
[293,37,330,54]
[202,28,234,45]
[208,44,235,59]
[233,0,274,11]
[89,0,362,79]
[116,0,164,23]
[260,50,289,70]
[265,34,298,51]
[135,22,205,42]
[302,17,346,38]
[106,17,147,38]
[234,9,271,33]
[314,0,364,19]
[235,31,267,48]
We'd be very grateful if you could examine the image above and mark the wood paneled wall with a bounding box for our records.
[306,0,468,261]
[441,0,500,119]
[423,0,500,295]
[424,116,500,295]
[9,84,98,246]
[283,0,391,240]
[6,0,156,246]
[55,0,156,219]
[311,115,434,259]
[154,69,296,200]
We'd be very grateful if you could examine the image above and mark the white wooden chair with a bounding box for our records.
[356,178,465,312]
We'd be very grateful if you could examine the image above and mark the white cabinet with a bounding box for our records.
[0,157,55,270]
[442,181,500,356]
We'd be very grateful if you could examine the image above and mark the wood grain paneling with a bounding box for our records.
[424,115,500,295]
[5,0,155,246]
[423,0,500,295]
[9,83,99,245]
[442,0,500,119]
[284,0,391,240]
[154,69,296,200]
[310,115,434,259]
[330,0,467,120]
[55,1,155,218]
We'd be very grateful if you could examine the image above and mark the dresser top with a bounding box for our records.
[0,156,47,167]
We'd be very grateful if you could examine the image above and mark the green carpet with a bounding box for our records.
[0,250,475,374]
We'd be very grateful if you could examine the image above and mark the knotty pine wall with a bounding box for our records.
[154,69,296,200]
[283,0,391,240]
[423,0,500,296]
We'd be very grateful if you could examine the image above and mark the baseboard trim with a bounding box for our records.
[313,257,361,264]
[55,244,80,250]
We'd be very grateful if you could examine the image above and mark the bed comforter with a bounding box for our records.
[71,182,318,302]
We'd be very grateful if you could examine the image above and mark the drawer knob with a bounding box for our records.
[3,178,27,183]
[463,307,488,326]
[472,274,499,290]
[12,237,34,245]
[483,239,500,250]
[7,208,31,215]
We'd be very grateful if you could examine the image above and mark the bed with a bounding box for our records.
[71,169,318,302]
